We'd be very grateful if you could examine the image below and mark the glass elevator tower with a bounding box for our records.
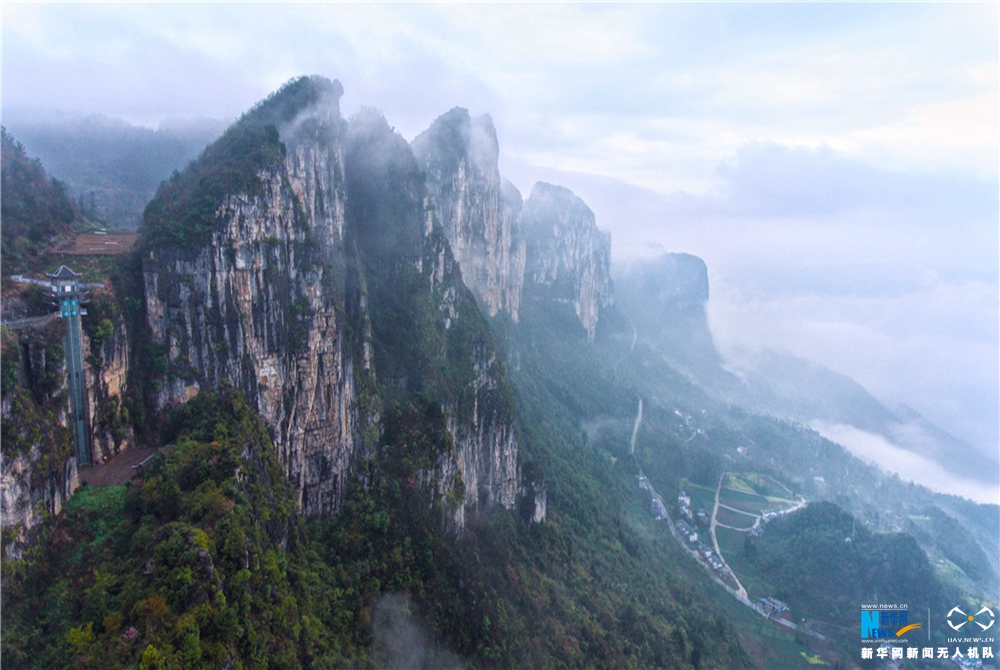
[48,265,91,466]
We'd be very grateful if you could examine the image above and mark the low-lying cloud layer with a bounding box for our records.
[372,594,465,670]
[811,421,999,505]
[507,142,998,468]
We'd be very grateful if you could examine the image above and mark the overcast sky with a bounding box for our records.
[4,3,997,498]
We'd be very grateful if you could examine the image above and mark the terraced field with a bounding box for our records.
[717,505,758,529]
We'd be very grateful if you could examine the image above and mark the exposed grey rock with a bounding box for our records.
[144,80,359,515]
[144,79,520,524]
[522,182,613,339]
[412,108,525,321]
[615,252,719,377]
[0,317,80,554]
[85,298,135,462]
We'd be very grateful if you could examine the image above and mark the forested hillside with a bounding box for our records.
[4,115,224,230]
[1,128,78,273]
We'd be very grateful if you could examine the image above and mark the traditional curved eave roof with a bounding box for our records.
[47,265,81,280]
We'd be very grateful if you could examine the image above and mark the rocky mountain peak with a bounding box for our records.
[615,252,721,384]
[412,108,524,321]
[522,182,613,339]
[141,81,521,523]
[249,75,343,128]
[412,107,500,177]
[629,252,709,306]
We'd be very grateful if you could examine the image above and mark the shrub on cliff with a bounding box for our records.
[141,76,339,249]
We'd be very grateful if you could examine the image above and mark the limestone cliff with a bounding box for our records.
[0,79,620,534]
[143,77,360,515]
[345,109,519,526]
[412,113,614,341]
[142,78,519,523]
[522,182,613,339]
[1,310,77,553]
[412,108,525,321]
[614,253,719,375]
[83,289,135,462]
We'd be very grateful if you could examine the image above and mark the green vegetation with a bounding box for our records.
[593,300,997,665]
[3,375,755,668]
[95,396,130,446]
[6,75,993,670]
[1,325,21,393]
[0,386,74,472]
[82,289,120,348]
[6,114,225,229]
[683,482,717,519]
[716,506,757,530]
[3,388,325,668]
[501,300,752,668]
[286,296,314,353]
[88,318,115,350]
[142,77,336,249]
[907,505,998,588]
[1,127,78,273]
[742,502,954,650]
[343,111,516,432]
[0,319,73,467]
[141,123,284,248]
[719,486,791,517]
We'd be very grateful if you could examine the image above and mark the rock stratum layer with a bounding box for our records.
[0,315,77,551]
[413,110,613,339]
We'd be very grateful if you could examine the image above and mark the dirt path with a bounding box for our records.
[629,397,643,455]
[80,446,160,487]
[711,472,750,602]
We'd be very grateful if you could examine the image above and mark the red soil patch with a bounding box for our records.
[81,446,160,487]
[61,233,138,256]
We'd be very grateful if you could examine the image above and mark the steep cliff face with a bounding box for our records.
[345,110,519,527]
[0,132,82,549]
[437,340,520,526]
[412,108,525,321]
[0,312,77,553]
[522,182,613,339]
[83,291,135,462]
[142,77,519,523]
[411,113,614,342]
[143,77,360,515]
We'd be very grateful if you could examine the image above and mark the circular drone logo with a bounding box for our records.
[947,606,995,632]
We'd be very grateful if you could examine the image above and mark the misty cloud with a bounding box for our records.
[372,594,464,670]
[710,142,999,221]
[707,271,999,459]
[810,421,998,505]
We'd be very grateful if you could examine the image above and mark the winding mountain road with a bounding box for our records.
[711,473,750,601]
[629,397,643,455]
